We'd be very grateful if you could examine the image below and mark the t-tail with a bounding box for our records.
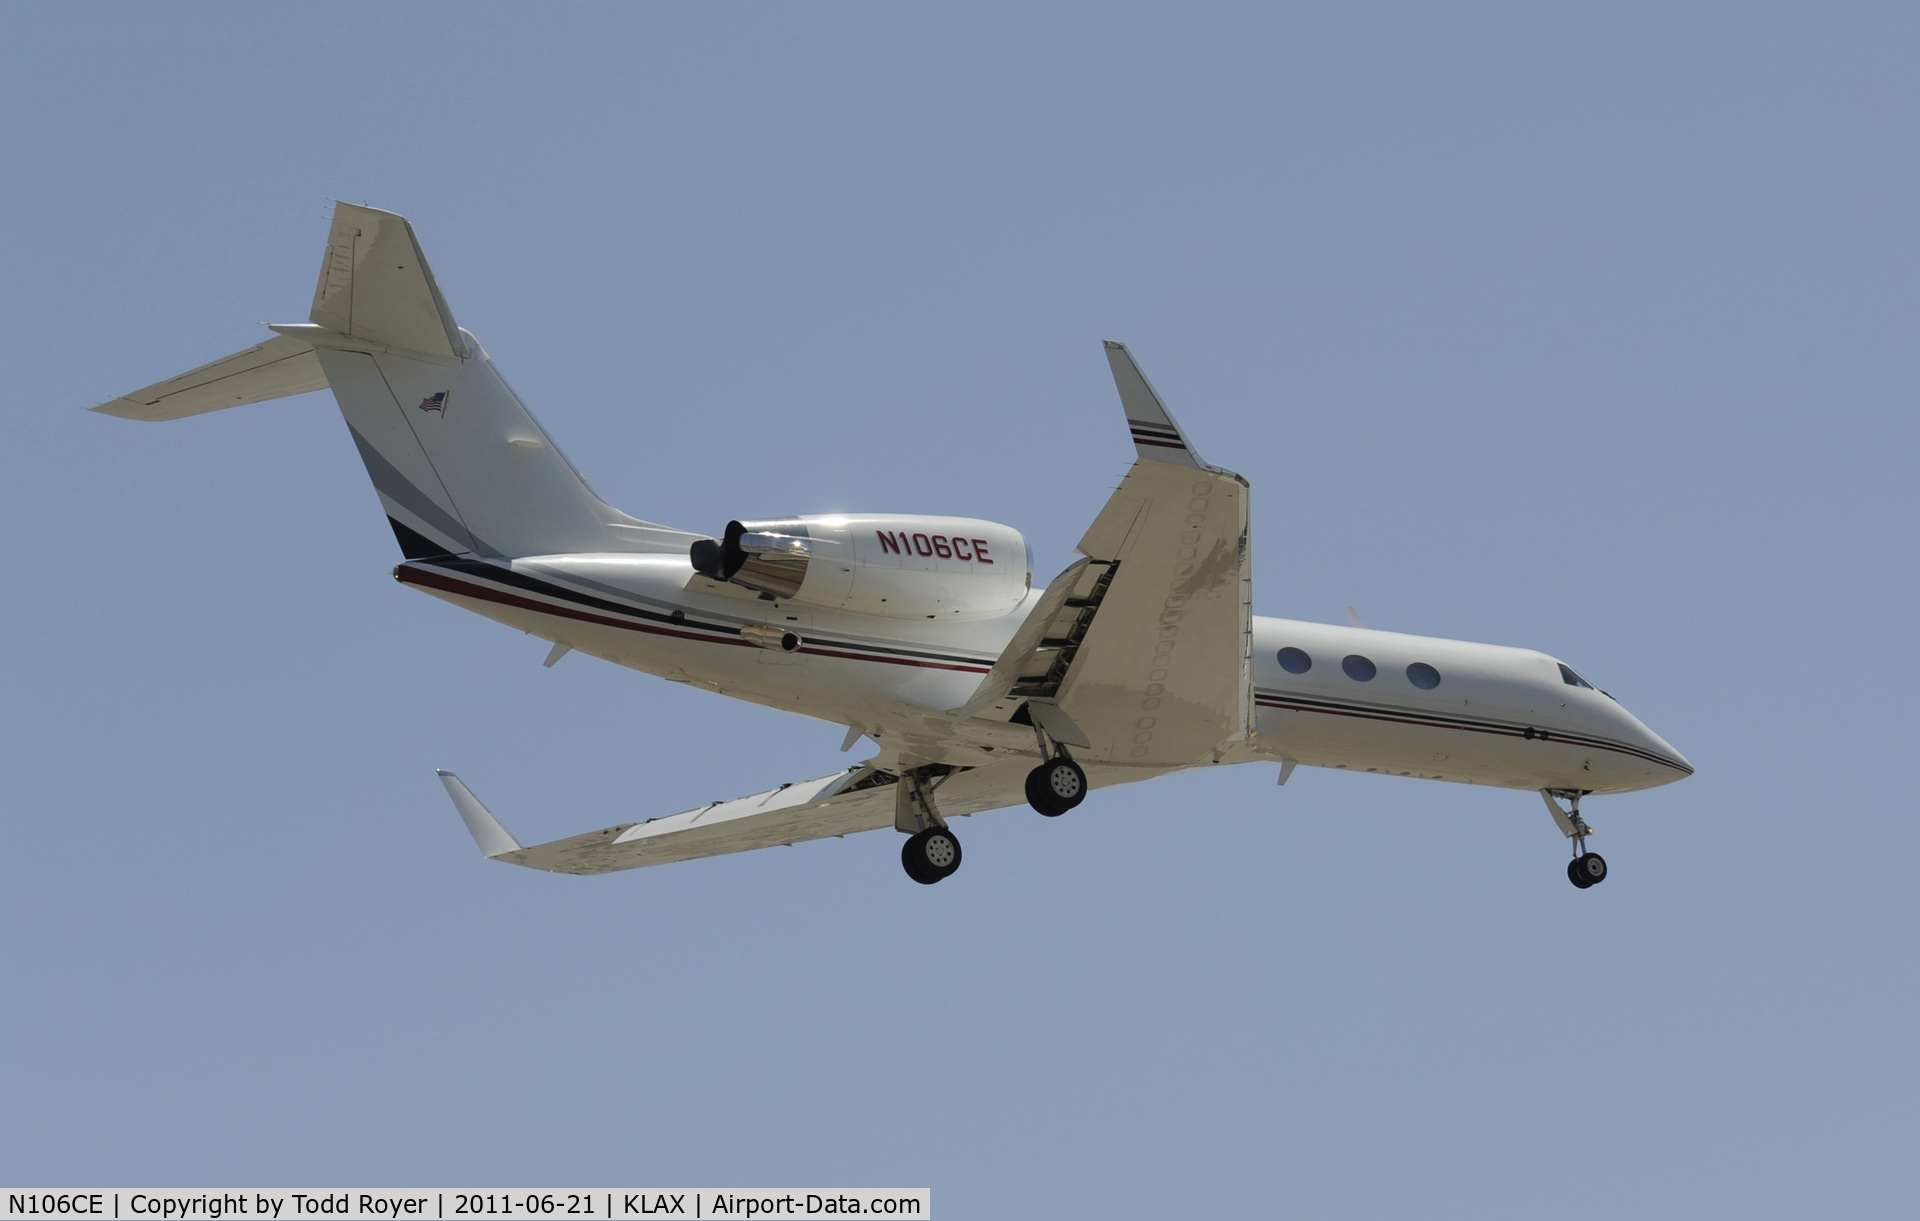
[93,203,692,560]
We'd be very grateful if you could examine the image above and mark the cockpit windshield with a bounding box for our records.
[1558,663,1595,689]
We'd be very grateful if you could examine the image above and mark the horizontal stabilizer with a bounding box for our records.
[438,770,524,858]
[92,334,327,421]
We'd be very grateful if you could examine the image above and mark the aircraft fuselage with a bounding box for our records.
[397,552,1691,799]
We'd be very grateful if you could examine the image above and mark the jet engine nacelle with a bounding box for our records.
[690,514,1031,620]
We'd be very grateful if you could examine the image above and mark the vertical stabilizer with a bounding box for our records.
[91,203,695,562]
[296,204,695,560]
[311,203,464,359]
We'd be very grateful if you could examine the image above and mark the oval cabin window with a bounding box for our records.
[1342,654,1377,682]
[1277,647,1312,674]
[1406,662,1441,690]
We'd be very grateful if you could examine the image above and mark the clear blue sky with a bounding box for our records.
[3,4,1914,1216]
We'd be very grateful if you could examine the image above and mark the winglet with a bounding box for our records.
[1104,341,1204,469]
[437,770,523,859]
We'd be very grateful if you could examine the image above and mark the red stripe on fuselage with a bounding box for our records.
[396,565,994,675]
[1255,695,1690,773]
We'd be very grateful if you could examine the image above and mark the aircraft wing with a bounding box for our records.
[960,342,1254,766]
[437,760,1036,875]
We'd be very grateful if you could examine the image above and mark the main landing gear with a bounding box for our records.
[1023,717,1088,818]
[896,766,962,885]
[1026,756,1088,817]
[1542,789,1606,889]
[902,826,962,885]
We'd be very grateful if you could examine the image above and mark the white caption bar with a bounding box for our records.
[2,1193,929,1221]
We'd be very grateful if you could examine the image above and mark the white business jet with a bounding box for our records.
[95,204,1691,889]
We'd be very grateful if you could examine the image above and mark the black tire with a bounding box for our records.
[1025,767,1065,817]
[1567,858,1591,889]
[902,835,936,884]
[1572,852,1607,887]
[902,827,962,883]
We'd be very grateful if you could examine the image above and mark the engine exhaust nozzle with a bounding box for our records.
[690,519,812,599]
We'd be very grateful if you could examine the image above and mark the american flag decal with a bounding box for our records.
[415,391,449,416]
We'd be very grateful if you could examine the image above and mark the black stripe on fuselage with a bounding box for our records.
[398,559,996,674]
[1255,688,1692,774]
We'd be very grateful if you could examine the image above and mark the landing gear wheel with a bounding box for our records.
[1025,758,1087,817]
[1024,768,1060,816]
[1568,852,1607,889]
[901,827,962,884]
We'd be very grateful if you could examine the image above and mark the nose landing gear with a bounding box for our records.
[1568,852,1607,888]
[1542,789,1607,889]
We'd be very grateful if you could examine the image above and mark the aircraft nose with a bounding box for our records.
[1622,707,1693,784]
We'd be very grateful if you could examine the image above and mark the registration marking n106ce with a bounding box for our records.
[875,531,993,562]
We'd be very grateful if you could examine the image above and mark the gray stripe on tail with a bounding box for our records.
[345,422,494,556]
